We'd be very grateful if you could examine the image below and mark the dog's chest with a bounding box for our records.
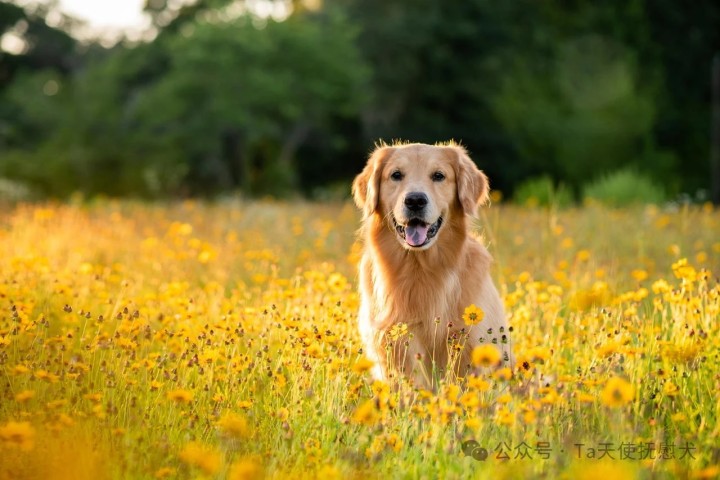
[371,262,461,328]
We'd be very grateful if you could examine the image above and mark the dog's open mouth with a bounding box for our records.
[393,216,443,248]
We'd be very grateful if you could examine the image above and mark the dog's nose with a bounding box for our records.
[404,192,428,211]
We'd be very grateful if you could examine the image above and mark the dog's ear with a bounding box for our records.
[352,146,393,217]
[447,145,489,216]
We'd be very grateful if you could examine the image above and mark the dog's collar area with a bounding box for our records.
[392,215,443,247]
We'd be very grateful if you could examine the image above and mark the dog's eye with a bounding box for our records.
[390,171,404,181]
[432,171,445,182]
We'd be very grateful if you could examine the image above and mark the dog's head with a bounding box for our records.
[352,142,489,250]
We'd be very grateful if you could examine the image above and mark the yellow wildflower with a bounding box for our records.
[462,304,484,326]
[0,420,35,451]
[351,399,379,426]
[467,375,490,392]
[352,357,375,374]
[217,412,250,439]
[228,456,264,480]
[471,344,501,368]
[167,389,194,404]
[387,323,408,341]
[178,442,222,475]
[14,390,35,403]
[601,376,634,408]
[277,407,290,422]
[154,467,176,479]
[663,381,680,397]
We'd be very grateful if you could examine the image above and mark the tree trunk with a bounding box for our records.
[222,129,250,194]
[277,121,312,190]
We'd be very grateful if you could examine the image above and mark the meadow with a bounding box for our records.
[0,199,718,479]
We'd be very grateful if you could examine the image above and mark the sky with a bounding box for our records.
[1,0,290,50]
[4,0,152,46]
[58,0,147,30]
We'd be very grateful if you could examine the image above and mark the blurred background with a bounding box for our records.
[1,0,719,204]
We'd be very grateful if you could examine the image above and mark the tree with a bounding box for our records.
[129,10,369,195]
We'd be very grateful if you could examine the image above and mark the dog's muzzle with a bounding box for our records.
[393,215,443,248]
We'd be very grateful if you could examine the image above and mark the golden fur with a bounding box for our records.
[352,142,514,388]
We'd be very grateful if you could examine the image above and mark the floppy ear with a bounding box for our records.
[448,145,489,216]
[352,146,393,217]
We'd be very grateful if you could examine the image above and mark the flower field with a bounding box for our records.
[0,199,719,479]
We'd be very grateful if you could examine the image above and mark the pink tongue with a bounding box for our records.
[405,224,429,246]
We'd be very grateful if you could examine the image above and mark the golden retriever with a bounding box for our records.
[352,141,514,388]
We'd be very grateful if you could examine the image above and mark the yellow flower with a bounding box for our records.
[14,390,35,403]
[83,392,102,402]
[522,409,537,424]
[327,273,348,293]
[575,391,595,403]
[154,467,176,479]
[0,420,36,451]
[567,460,636,480]
[277,407,290,422]
[540,389,560,405]
[471,344,501,368]
[57,413,74,427]
[228,456,264,480]
[305,342,323,358]
[11,364,30,375]
[35,369,60,383]
[351,399,379,426]
[691,466,720,479]
[150,380,163,391]
[631,269,649,282]
[671,412,686,422]
[352,357,375,374]
[365,435,386,459]
[274,373,287,388]
[465,417,482,430]
[46,399,68,410]
[462,304,485,326]
[387,323,408,341]
[167,388,194,404]
[385,433,403,452]
[600,376,634,408]
[177,223,193,236]
[304,438,323,463]
[459,392,480,409]
[217,412,250,439]
[178,442,222,475]
[492,367,513,381]
[443,383,461,403]
[576,249,591,262]
[467,375,490,392]
[316,465,342,480]
[495,407,515,426]
[663,381,680,397]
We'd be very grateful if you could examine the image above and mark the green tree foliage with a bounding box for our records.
[334,0,521,187]
[491,34,664,188]
[336,0,718,196]
[1,5,368,197]
[131,11,369,196]
[1,0,718,199]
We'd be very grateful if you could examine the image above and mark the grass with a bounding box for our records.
[0,199,719,479]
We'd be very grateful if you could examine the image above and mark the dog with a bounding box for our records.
[352,141,514,388]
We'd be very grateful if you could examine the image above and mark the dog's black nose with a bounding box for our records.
[404,192,428,211]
